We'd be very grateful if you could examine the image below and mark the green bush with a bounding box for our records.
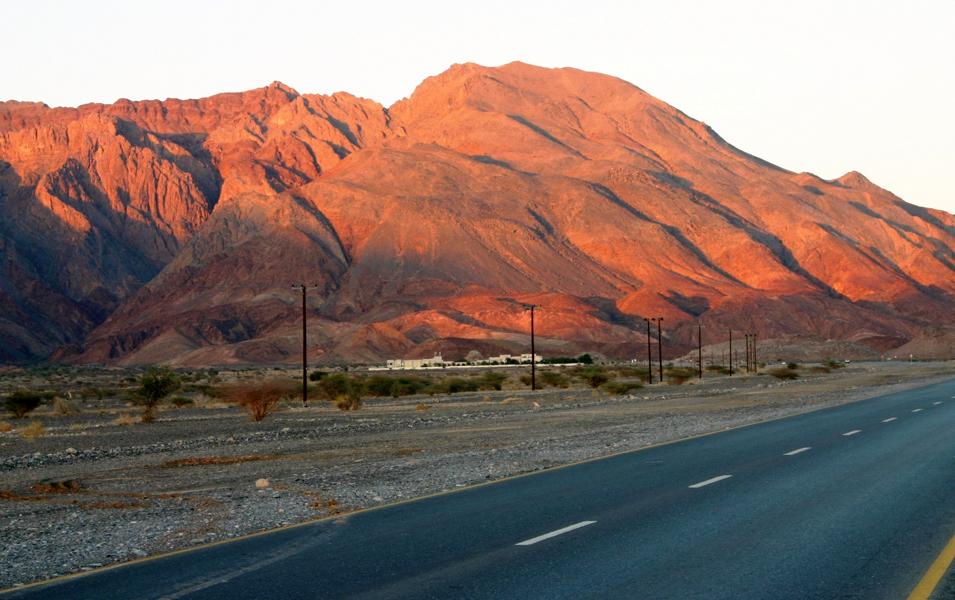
[315,374,365,409]
[539,371,569,388]
[136,367,181,422]
[705,365,734,375]
[170,396,194,407]
[365,375,399,397]
[576,353,594,364]
[477,372,507,391]
[769,368,800,380]
[308,371,327,382]
[603,381,642,395]
[573,366,610,388]
[444,378,479,394]
[825,359,846,369]
[665,367,697,385]
[5,390,42,418]
[786,362,799,370]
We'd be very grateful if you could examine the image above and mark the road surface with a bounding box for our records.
[5,378,955,599]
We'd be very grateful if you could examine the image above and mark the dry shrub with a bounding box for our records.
[0,421,12,433]
[19,420,45,439]
[5,390,42,418]
[415,402,430,411]
[396,447,422,457]
[53,397,79,416]
[222,380,294,422]
[769,368,800,380]
[161,455,275,468]
[112,413,138,426]
[334,394,363,411]
[32,480,83,495]
[81,501,148,510]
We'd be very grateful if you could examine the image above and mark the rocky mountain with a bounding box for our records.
[1,62,952,365]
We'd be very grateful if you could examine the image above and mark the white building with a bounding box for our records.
[486,353,542,364]
[385,354,445,370]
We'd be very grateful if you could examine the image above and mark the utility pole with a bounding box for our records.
[698,322,704,380]
[728,329,733,373]
[292,284,319,407]
[524,304,540,390]
[656,317,664,383]
[744,335,751,373]
[644,318,653,384]
[752,333,758,374]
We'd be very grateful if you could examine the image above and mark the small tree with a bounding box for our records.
[224,380,293,422]
[136,367,180,422]
[5,390,42,419]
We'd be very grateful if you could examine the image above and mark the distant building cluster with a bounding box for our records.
[381,352,543,370]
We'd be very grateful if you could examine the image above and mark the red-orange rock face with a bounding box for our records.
[1,63,952,364]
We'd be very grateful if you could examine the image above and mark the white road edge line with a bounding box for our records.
[689,475,733,489]
[843,430,862,436]
[784,447,811,456]
[882,417,898,423]
[912,408,923,413]
[516,521,597,546]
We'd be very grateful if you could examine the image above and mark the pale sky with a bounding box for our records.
[3,0,953,213]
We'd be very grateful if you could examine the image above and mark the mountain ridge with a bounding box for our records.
[1,62,952,364]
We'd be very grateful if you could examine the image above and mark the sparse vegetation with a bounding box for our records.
[603,380,643,395]
[706,365,734,375]
[5,390,42,418]
[476,372,507,391]
[415,402,430,411]
[170,396,193,408]
[665,367,697,385]
[573,366,610,388]
[786,362,799,370]
[539,370,570,388]
[223,380,294,421]
[136,367,181,422]
[0,421,12,432]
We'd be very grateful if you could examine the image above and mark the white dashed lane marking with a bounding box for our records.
[912,408,923,413]
[784,447,811,456]
[689,475,733,489]
[516,521,597,546]
[882,417,898,423]
[843,430,862,436]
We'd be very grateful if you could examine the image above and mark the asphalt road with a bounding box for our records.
[6,378,955,599]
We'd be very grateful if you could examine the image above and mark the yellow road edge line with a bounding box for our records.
[907,527,955,600]
[3,375,954,595]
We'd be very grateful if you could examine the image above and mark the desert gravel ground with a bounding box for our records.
[0,361,952,589]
